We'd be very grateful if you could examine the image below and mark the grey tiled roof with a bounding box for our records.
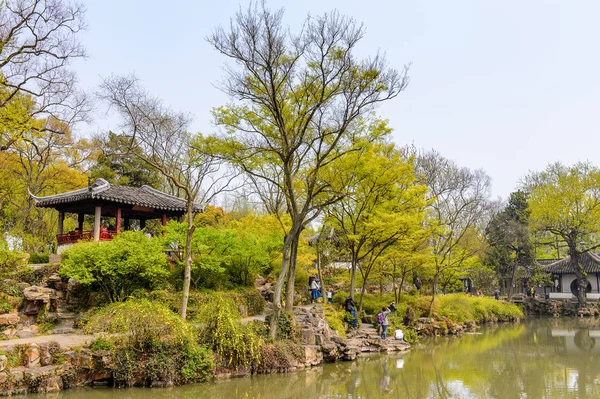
[31,179,202,213]
[544,252,600,274]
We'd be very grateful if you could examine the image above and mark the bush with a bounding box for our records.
[28,253,49,264]
[324,305,346,337]
[149,289,265,320]
[437,294,523,323]
[84,299,214,386]
[60,232,169,302]
[85,299,193,348]
[0,299,12,314]
[197,295,262,369]
[255,341,304,373]
[0,243,27,279]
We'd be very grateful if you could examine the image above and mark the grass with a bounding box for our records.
[338,291,523,324]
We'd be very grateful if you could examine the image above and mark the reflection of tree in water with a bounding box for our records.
[574,329,596,351]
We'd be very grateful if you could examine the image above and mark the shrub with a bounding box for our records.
[84,299,193,348]
[28,253,49,264]
[255,341,304,373]
[85,299,214,386]
[89,337,115,351]
[60,232,169,302]
[0,243,27,279]
[437,294,523,323]
[234,287,265,316]
[0,299,12,314]
[197,295,262,369]
[324,305,346,337]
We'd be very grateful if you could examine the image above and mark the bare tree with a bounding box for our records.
[208,3,408,338]
[416,151,491,316]
[0,0,89,151]
[98,75,237,319]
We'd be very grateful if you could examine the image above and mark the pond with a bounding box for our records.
[34,318,600,398]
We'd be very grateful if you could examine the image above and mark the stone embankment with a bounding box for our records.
[520,299,600,317]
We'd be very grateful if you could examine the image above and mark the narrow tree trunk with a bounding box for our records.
[180,202,195,319]
[315,242,326,304]
[398,272,406,303]
[429,271,439,317]
[358,282,368,313]
[569,244,586,306]
[507,261,519,301]
[285,234,299,311]
[269,235,293,339]
[350,252,358,300]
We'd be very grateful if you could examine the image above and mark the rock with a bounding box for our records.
[301,329,316,345]
[23,286,57,303]
[39,344,53,366]
[17,329,35,339]
[303,345,323,366]
[238,304,247,318]
[0,355,7,372]
[25,344,40,368]
[0,313,19,326]
[2,327,16,339]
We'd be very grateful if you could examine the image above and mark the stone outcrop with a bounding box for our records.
[293,305,410,364]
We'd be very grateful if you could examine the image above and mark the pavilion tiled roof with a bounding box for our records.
[31,178,202,213]
[544,252,600,274]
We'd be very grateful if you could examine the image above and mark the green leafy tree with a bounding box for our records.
[416,151,491,316]
[484,191,534,300]
[90,132,162,187]
[527,162,600,305]
[326,140,428,310]
[60,231,170,302]
[208,3,409,338]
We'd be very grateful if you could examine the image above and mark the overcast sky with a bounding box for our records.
[72,0,600,198]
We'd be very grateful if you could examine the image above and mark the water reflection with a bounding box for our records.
[48,318,600,399]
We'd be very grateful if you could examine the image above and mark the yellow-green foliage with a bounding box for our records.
[60,232,169,302]
[351,292,522,324]
[148,288,265,319]
[84,299,214,385]
[84,299,194,348]
[197,295,262,368]
[324,304,346,337]
[438,294,523,323]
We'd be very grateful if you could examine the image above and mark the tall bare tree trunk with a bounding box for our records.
[350,252,358,300]
[285,235,299,310]
[269,235,293,339]
[180,201,195,319]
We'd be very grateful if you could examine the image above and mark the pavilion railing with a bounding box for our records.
[56,230,117,245]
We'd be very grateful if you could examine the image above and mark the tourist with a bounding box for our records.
[414,276,422,292]
[378,306,391,340]
[494,289,500,300]
[477,289,482,297]
[327,288,335,304]
[310,278,320,303]
[389,301,397,313]
[345,297,357,328]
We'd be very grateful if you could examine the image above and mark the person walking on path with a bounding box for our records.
[345,297,358,328]
[378,306,391,340]
[310,278,320,303]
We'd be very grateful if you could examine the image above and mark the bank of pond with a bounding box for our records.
[10,317,600,398]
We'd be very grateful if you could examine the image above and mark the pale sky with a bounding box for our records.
[72,0,600,198]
